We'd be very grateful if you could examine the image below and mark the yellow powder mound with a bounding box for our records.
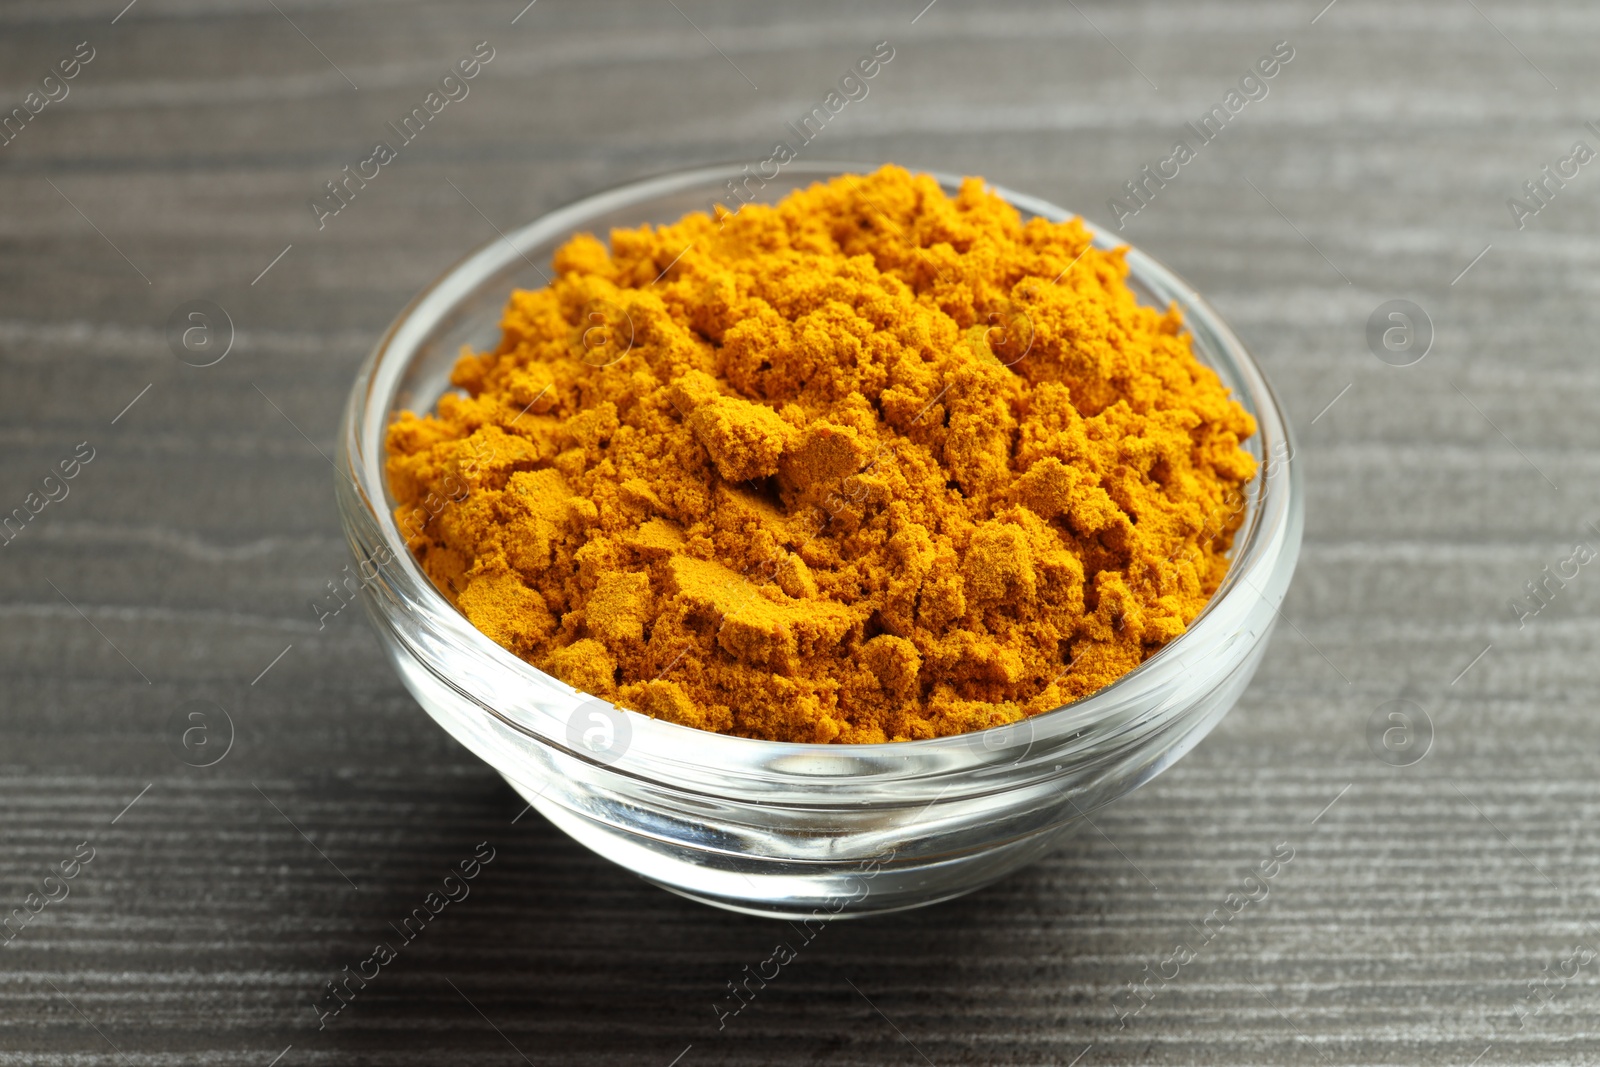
[386,165,1258,744]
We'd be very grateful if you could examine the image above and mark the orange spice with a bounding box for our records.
[386,165,1258,743]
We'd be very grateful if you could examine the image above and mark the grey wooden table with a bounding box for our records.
[3,0,1598,1062]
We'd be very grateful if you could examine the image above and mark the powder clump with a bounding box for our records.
[387,165,1258,743]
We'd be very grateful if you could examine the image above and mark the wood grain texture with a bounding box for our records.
[3,0,1599,1062]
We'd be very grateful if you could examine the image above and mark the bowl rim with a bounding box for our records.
[342,159,1300,760]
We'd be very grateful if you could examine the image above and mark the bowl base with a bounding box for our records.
[648,880,984,921]
[509,777,1070,919]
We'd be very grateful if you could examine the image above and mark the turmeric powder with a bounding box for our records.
[386,165,1258,744]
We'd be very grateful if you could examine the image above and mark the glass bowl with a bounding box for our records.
[335,162,1303,919]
